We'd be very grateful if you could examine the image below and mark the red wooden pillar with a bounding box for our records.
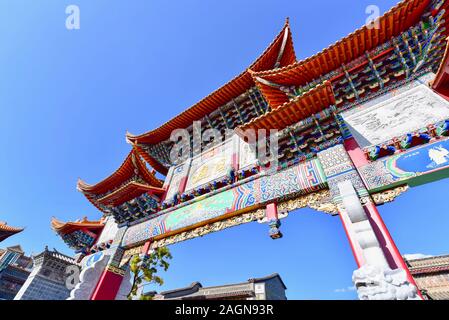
[363,201,420,291]
[90,268,124,300]
[232,135,240,174]
[90,240,153,300]
[343,137,422,295]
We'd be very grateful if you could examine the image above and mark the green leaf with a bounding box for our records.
[127,246,172,300]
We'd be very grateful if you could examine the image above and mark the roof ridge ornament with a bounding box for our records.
[125,19,296,151]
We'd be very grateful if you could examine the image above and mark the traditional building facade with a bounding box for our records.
[0,245,33,300]
[54,0,449,300]
[406,254,449,299]
[148,274,287,300]
[14,247,78,300]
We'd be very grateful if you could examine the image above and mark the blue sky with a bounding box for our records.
[0,0,448,300]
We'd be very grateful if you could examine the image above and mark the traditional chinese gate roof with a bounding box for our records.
[96,181,164,207]
[51,217,106,252]
[51,217,105,235]
[238,81,335,132]
[252,0,435,108]
[77,150,163,212]
[0,222,24,242]
[126,19,296,146]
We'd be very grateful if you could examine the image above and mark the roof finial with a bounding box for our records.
[76,178,88,192]
[125,131,134,145]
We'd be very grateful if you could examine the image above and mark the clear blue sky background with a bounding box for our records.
[1,0,448,300]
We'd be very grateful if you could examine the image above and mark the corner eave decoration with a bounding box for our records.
[51,217,105,236]
[0,222,24,242]
[77,150,163,212]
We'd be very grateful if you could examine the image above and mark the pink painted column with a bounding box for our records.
[178,177,188,195]
[266,202,278,220]
[343,137,422,295]
[231,152,239,181]
[141,240,152,255]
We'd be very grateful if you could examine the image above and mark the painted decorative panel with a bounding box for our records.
[121,159,326,247]
[317,144,369,202]
[342,83,449,148]
[185,140,235,191]
[95,216,118,245]
[164,160,191,200]
[317,144,354,178]
[342,73,435,117]
[360,138,449,191]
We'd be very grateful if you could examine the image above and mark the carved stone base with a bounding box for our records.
[352,264,421,300]
[68,252,111,300]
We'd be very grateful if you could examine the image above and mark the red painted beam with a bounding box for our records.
[343,138,370,167]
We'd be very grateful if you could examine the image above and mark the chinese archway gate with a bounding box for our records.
[52,0,449,300]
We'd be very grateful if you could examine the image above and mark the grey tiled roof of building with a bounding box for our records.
[148,273,287,300]
[33,246,76,264]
